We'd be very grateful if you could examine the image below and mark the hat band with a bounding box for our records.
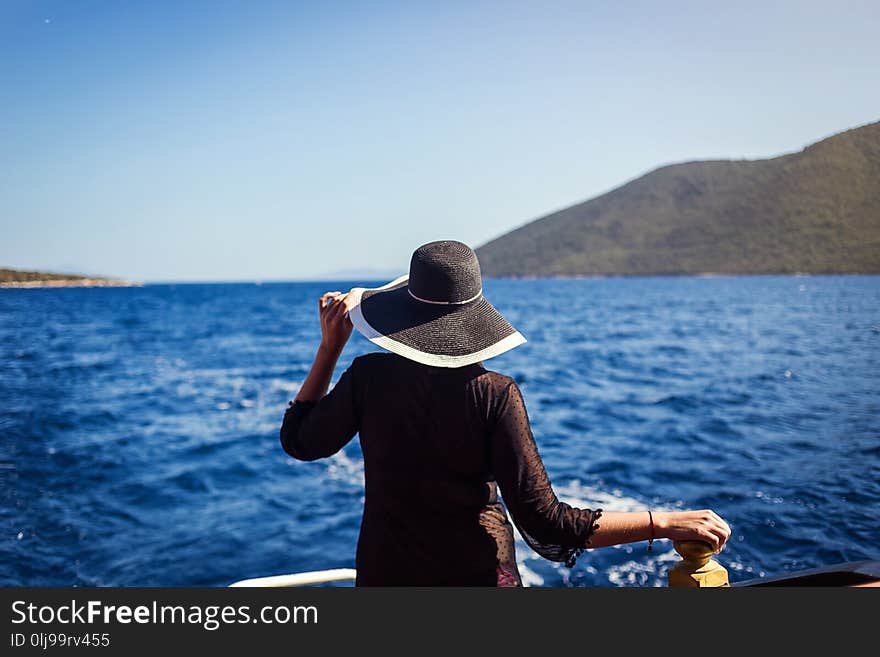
[407,287,483,306]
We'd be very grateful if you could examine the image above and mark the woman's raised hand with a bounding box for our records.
[318,291,354,354]
[654,509,732,553]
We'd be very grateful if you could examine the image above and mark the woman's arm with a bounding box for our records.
[490,380,603,564]
[295,291,354,402]
[280,291,360,461]
[586,509,731,553]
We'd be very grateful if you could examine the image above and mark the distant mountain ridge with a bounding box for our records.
[476,121,880,276]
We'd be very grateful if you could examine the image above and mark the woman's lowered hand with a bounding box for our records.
[653,509,731,553]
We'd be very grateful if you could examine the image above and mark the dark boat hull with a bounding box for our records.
[733,560,880,587]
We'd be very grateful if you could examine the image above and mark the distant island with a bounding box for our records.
[0,268,141,288]
[477,121,880,276]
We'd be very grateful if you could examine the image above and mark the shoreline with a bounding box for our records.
[0,279,143,289]
[479,271,880,280]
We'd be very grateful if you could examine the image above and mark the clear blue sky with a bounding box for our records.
[2,1,878,282]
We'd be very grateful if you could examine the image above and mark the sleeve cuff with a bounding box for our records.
[563,508,603,569]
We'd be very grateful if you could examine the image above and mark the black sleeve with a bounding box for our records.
[279,357,362,461]
[489,379,602,567]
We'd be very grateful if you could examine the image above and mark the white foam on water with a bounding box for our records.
[555,479,653,512]
[606,559,662,587]
[724,559,762,576]
[325,450,365,487]
[257,420,283,434]
[268,378,302,395]
[517,561,544,587]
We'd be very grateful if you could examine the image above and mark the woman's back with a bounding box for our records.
[356,353,515,585]
[282,352,600,586]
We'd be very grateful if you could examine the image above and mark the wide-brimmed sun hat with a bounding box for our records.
[348,240,526,367]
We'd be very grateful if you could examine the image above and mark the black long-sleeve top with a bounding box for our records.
[280,352,602,586]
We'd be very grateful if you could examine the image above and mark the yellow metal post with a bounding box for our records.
[667,541,729,587]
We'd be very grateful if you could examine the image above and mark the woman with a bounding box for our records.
[281,240,730,586]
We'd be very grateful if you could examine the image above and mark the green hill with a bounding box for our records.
[476,121,880,276]
[1,268,91,284]
[0,268,138,288]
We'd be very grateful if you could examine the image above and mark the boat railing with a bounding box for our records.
[228,568,357,587]
[668,540,730,587]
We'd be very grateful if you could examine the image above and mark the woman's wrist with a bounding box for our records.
[311,343,343,379]
[295,344,343,401]
[317,341,344,359]
[652,511,671,539]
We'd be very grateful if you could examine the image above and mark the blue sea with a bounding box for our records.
[1,276,878,587]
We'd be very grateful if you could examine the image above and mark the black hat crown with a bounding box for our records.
[407,241,483,304]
